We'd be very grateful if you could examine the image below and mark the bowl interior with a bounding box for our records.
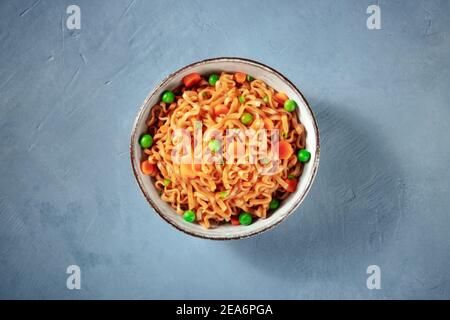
[131,58,319,239]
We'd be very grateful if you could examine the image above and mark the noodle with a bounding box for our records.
[142,72,307,228]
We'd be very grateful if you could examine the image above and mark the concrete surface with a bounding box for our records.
[0,0,449,299]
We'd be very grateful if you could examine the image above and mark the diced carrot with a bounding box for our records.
[285,178,298,192]
[141,160,157,176]
[214,105,229,116]
[263,117,274,130]
[182,72,202,88]
[230,215,240,225]
[278,141,293,159]
[274,92,289,105]
[234,72,247,84]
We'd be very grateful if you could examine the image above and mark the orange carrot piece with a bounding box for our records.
[230,216,240,225]
[214,105,229,116]
[263,117,274,130]
[274,92,289,105]
[182,73,202,88]
[234,72,247,84]
[278,141,293,159]
[141,161,157,176]
[285,178,298,192]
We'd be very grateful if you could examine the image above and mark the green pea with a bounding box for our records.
[269,199,280,210]
[288,174,296,180]
[239,95,246,103]
[219,191,229,199]
[139,134,153,149]
[263,95,269,103]
[208,139,221,153]
[183,210,196,222]
[247,75,254,82]
[239,212,253,225]
[209,74,219,86]
[162,91,175,104]
[240,112,253,125]
[284,99,297,112]
[297,149,311,163]
[163,178,171,187]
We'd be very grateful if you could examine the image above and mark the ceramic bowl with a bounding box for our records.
[130,57,320,240]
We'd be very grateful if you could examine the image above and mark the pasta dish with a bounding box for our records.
[138,71,310,228]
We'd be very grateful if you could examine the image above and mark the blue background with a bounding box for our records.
[1,0,449,299]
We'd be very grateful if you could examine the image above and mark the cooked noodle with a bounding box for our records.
[142,72,307,228]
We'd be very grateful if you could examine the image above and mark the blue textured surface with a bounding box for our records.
[1,0,450,299]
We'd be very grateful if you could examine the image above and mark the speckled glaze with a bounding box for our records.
[130,57,320,240]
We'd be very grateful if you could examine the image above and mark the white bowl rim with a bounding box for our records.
[130,57,320,240]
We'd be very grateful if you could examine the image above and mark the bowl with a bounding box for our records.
[130,57,320,240]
